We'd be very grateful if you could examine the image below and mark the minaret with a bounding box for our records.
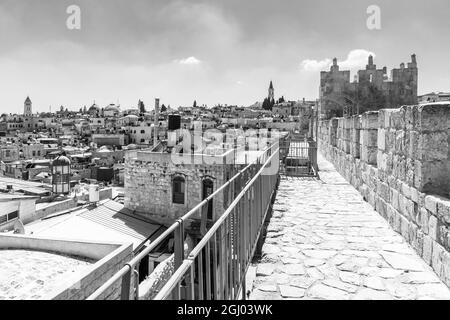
[153,98,160,147]
[24,96,32,117]
[268,81,274,101]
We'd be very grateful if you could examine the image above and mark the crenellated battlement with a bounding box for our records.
[318,103,450,286]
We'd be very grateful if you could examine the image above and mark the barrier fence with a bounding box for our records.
[87,142,280,300]
[279,136,318,177]
[154,147,279,300]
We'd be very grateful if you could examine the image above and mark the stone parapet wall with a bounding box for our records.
[318,103,450,286]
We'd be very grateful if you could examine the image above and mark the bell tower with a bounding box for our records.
[24,96,32,117]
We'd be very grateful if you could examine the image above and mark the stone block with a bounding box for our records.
[442,252,450,288]
[407,130,419,160]
[417,103,450,132]
[425,195,439,215]
[391,188,399,211]
[377,181,390,202]
[410,226,423,256]
[422,235,433,265]
[404,105,417,131]
[412,159,449,195]
[361,111,379,129]
[436,196,450,224]
[390,108,405,130]
[400,215,410,242]
[418,132,449,161]
[438,225,450,251]
[379,108,395,129]
[429,215,438,240]
[377,128,386,151]
[361,146,377,165]
[401,182,412,199]
[431,241,444,276]
[392,155,406,181]
[394,130,405,156]
[410,187,419,203]
[386,204,396,226]
[419,207,430,234]
[399,193,413,219]
[394,209,402,233]
[405,158,415,187]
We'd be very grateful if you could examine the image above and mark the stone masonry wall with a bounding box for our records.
[318,103,450,286]
[125,159,231,226]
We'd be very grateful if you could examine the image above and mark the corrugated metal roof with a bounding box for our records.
[79,200,164,244]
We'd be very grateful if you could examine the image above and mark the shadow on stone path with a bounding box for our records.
[249,153,450,300]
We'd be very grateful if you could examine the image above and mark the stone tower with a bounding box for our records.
[268,81,274,101]
[24,96,32,117]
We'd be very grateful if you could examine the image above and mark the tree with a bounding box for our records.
[160,104,167,112]
[262,98,274,111]
[193,100,197,108]
[138,100,146,114]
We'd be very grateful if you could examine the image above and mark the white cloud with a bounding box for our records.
[300,49,375,72]
[300,58,332,71]
[175,56,201,65]
[340,49,375,69]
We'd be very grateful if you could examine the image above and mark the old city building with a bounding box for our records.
[320,55,418,118]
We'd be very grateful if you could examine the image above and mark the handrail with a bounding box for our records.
[86,141,279,300]
[154,145,280,300]
[188,148,279,260]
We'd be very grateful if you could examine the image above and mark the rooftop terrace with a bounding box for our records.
[0,249,93,300]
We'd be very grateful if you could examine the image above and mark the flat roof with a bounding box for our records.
[0,249,93,300]
[0,177,51,196]
[26,199,165,250]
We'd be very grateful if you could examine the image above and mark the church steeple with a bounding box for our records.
[268,81,274,101]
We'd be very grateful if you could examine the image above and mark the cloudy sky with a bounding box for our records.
[1,0,449,113]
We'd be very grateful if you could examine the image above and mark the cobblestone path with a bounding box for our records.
[249,154,450,300]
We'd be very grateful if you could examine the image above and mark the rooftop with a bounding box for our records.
[27,199,165,250]
[0,249,93,300]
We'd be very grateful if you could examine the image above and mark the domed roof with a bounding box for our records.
[105,104,120,112]
[52,155,71,166]
[88,103,100,112]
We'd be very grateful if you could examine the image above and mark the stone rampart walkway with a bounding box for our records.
[249,154,450,300]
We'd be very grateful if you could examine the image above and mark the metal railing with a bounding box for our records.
[279,136,318,177]
[87,142,279,300]
[154,146,279,300]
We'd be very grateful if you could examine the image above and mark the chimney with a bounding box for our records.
[154,98,160,147]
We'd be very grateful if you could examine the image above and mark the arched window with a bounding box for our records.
[173,176,185,204]
[202,178,214,220]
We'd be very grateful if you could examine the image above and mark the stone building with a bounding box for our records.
[124,140,239,233]
[320,55,418,119]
